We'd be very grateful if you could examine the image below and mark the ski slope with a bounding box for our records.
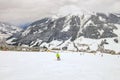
[0,51,120,80]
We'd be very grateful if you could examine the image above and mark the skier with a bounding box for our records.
[56,53,61,61]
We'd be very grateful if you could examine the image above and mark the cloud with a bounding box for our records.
[0,0,120,25]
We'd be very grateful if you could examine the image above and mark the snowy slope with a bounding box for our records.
[0,51,120,80]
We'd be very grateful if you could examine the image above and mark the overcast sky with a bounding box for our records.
[0,0,120,26]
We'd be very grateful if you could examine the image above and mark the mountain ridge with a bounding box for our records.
[6,12,120,53]
[0,22,22,39]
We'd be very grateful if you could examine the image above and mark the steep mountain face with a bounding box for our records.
[7,12,120,53]
[0,22,22,39]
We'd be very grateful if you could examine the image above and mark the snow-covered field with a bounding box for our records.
[0,51,120,80]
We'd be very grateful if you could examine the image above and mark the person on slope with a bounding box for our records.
[56,53,61,61]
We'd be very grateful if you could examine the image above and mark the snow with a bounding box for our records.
[67,42,77,51]
[99,16,106,22]
[0,23,21,35]
[6,38,17,44]
[114,24,120,36]
[74,37,101,51]
[61,25,70,32]
[49,40,63,48]
[0,34,10,39]
[39,36,120,53]
[0,51,120,80]
[40,42,49,48]
[59,39,77,51]
[74,37,120,53]
[104,38,120,53]
[83,20,96,28]
[30,39,42,47]
[22,28,31,36]
[61,15,71,32]
[21,44,29,47]
[98,29,104,35]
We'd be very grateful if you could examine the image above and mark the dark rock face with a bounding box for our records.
[82,13,118,39]
[82,25,101,39]
[8,13,120,46]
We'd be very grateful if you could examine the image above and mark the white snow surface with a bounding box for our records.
[0,51,120,80]
[38,36,120,53]
[6,38,17,44]
[114,24,120,36]
[104,38,120,53]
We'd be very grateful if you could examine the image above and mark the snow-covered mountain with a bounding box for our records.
[0,22,22,39]
[7,12,120,53]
